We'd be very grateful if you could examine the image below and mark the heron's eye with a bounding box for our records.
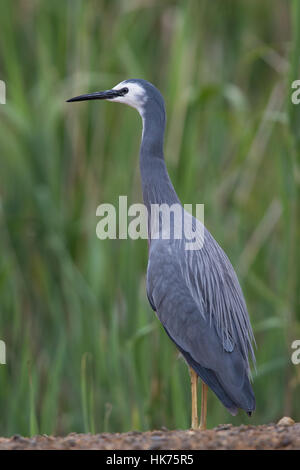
[119,87,129,96]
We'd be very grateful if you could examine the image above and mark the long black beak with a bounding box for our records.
[67,88,127,103]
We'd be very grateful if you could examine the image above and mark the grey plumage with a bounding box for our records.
[67,78,256,417]
[136,79,256,416]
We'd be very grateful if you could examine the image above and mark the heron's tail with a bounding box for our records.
[162,324,255,416]
[178,344,255,416]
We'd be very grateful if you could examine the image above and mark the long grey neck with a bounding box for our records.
[139,102,180,211]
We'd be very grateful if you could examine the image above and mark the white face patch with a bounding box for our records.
[110,81,147,116]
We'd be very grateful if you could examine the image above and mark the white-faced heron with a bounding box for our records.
[67,79,256,430]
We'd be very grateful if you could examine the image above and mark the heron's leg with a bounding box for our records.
[189,367,198,429]
[199,381,208,430]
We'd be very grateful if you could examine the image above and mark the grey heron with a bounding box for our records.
[67,79,256,430]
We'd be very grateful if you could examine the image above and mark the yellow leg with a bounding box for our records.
[189,367,198,429]
[199,382,208,430]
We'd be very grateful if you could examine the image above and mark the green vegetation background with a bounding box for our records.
[0,0,299,436]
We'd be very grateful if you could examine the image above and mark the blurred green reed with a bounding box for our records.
[0,0,299,436]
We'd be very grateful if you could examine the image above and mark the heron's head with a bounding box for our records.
[67,79,165,118]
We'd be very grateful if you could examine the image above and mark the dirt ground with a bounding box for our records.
[0,418,299,450]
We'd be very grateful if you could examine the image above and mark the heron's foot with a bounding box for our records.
[191,416,198,430]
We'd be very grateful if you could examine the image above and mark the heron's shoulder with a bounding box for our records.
[147,225,227,265]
